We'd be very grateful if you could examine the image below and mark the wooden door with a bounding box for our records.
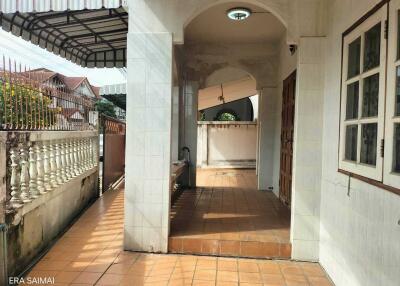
[279,71,296,206]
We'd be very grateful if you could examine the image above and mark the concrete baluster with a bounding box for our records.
[9,148,23,207]
[84,138,90,169]
[69,140,77,177]
[28,145,39,199]
[89,137,94,168]
[92,137,98,167]
[60,140,68,182]
[73,139,80,175]
[79,139,85,172]
[64,141,72,180]
[55,142,64,185]
[43,142,52,191]
[20,146,32,203]
[49,143,58,188]
[36,143,46,194]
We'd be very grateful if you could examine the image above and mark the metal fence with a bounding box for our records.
[0,57,96,131]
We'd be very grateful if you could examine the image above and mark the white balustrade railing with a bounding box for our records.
[7,134,98,209]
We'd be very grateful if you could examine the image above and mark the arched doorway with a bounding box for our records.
[169,1,292,259]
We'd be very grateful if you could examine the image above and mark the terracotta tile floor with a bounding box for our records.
[23,180,334,286]
[169,169,291,259]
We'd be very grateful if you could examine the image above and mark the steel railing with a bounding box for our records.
[0,56,96,131]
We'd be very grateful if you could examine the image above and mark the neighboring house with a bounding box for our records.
[15,68,101,126]
[25,68,101,101]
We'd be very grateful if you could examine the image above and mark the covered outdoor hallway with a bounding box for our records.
[24,181,333,286]
[169,169,291,259]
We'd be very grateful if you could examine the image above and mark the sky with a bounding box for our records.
[0,29,126,87]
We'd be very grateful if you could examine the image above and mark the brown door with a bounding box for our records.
[279,70,296,206]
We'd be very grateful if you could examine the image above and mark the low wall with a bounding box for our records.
[197,122,257,168]
[0,131,99,278]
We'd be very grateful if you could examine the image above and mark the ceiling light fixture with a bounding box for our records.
[227,8,252,21]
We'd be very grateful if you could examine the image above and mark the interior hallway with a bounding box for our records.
[169,169,291,259]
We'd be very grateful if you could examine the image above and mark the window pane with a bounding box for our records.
[395,124,400,173]
[364,23,381,71]
[348,37,361,78]
[346,82,359,119]
[362,73,379,117]
[360,123,377,166]
[345,125,358,161]
[396,67,400,116]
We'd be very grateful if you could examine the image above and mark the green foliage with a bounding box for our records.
[0,80,54,128]
[199,111,206,121]
[216,112,238,121]
[95,100,116,118]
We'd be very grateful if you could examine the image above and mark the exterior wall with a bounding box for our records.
[291,37,325,261]
[320,1,400,285]
[172,86,180,162]
[124,30,173,253]
[184,42,278,90]
[258,87,279,190]
[197,122,257,168]
[125,2,174,252]
[0,131,99,277]
[182,81,198,187]
[7,169,98,277]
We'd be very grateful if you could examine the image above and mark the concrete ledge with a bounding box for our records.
[198,121,257,125]
[8,167,98,225]
[6,168,99,277]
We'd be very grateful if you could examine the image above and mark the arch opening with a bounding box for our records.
[170,0,293,261]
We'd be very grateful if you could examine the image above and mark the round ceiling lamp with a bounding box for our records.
[227,7,252,21]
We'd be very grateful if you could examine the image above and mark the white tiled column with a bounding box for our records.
[171,86,180,162]
[258,88,278,191]
[124,32,173,253]
[291,37,325,261]
[182,81,198,187]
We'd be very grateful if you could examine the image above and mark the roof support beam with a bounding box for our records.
[30,13,127,31]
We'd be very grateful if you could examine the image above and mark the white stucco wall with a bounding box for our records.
[258,87,278,190]
[320,1,400,286]
[197,122,257,168]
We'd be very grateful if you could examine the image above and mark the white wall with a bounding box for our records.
[320,1,400,285]
[197,122,257,168]
[258,87,278,190]
[291,37,325,261]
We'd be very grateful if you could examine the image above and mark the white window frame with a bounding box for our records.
[339,5,387,181]
[385,0,400,189]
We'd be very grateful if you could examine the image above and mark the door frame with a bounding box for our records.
[279,70,297,206]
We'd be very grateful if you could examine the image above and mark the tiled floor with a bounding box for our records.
[24,180,333,286]
[169,169,291,259]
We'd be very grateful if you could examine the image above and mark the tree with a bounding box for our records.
[215,110,239,121]
[0,80,54,128]
[95,99,116,118]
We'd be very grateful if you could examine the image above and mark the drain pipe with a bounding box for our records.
[0,223,7,286]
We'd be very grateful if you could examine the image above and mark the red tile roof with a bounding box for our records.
[17,68,100,98]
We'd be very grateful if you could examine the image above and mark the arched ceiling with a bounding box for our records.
[184,2,285,45]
